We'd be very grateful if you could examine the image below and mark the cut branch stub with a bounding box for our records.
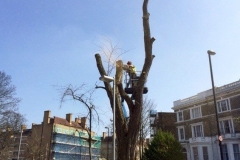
[115,60,123,85]
[95,53,107,76]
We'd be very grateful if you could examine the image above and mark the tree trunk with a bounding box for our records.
[95,0,155,159]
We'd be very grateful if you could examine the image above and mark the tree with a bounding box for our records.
[95,0,155,159]
[138,97,156,159]
[0,71,26,156]
[141,97,156,139]
[143,130,184,160]
[22,130,48,160]
[0,71,20,110]
[60,84,99,160]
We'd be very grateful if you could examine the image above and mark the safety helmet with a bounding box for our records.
[127,61,132,65]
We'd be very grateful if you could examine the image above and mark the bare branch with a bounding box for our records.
[59,84,100,160]
[94,37,131,75]
[95,82,106,91]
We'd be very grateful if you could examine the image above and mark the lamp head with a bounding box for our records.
[99,75,114,82]
[207,50,216,55]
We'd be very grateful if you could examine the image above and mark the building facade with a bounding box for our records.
[6,126,32,160]
[172,80,240,160]
[150,111,177,138]
[13,110,101,160]
[101,132,113,160]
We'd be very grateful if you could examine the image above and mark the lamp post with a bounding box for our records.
[207,50,223,160]
[105,127,110,160]
[99,75,116,160]
[17,126,23,160]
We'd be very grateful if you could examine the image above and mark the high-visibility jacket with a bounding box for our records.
[129,65,136,74]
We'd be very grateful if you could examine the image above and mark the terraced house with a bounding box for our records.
[172,80,240,160]
[13,110,101,160]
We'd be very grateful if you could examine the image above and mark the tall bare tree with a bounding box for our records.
[0,71,26,156]
[0,71,20,110]
[95,0,155,159]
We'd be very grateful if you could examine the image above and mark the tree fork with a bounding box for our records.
[95,0,155,159]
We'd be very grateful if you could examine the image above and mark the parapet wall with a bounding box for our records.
[173,80,240,109]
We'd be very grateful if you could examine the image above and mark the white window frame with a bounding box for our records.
[222,144,229,160]
[233,144,240,160]
[192,147,199,160]
[177,111,183,122]
[191,123,204,138]
[217,98,231,113]
[190,106,202,119]
[177,126,185,141]
[202,146,209,160]
[219,118,234,135]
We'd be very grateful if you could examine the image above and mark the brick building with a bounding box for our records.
[101,131,113,160]
[13,110,101,160]
[172,80,240,160]
[7,125,32,160]
[150,110,177,138]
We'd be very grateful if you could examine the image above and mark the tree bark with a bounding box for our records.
[95,0,155,159]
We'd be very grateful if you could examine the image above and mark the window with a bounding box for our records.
[222,144,229,160]
[192,124,204,138]
[219,119,234,134]
[192,147,199,160]
[217,99,230,112]
[177,111,183,122]
[233,144,240,160]
[202,147,209,160]
[178,127,185,141]
[191,106,201,119]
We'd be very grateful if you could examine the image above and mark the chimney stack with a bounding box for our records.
[43,110,51,125]
[21,124,27,130]
[81,117,87,129]
[103,132,107,139]
[75,118,81,124]
[66,113,72,124]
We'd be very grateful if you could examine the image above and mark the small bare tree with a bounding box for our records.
[60,85,99,160]
[138,97,156,159]
[142,97,156,138]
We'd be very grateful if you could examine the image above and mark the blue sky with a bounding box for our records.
[1,1,240,135]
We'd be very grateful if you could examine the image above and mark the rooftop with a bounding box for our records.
[172,79,240,109]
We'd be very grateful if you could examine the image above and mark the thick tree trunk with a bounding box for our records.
[95,0,155,159]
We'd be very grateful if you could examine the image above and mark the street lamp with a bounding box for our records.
[105,127,110,160]
[207,50,223,160]
[17,126,23,160]
[99,75,116,160]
